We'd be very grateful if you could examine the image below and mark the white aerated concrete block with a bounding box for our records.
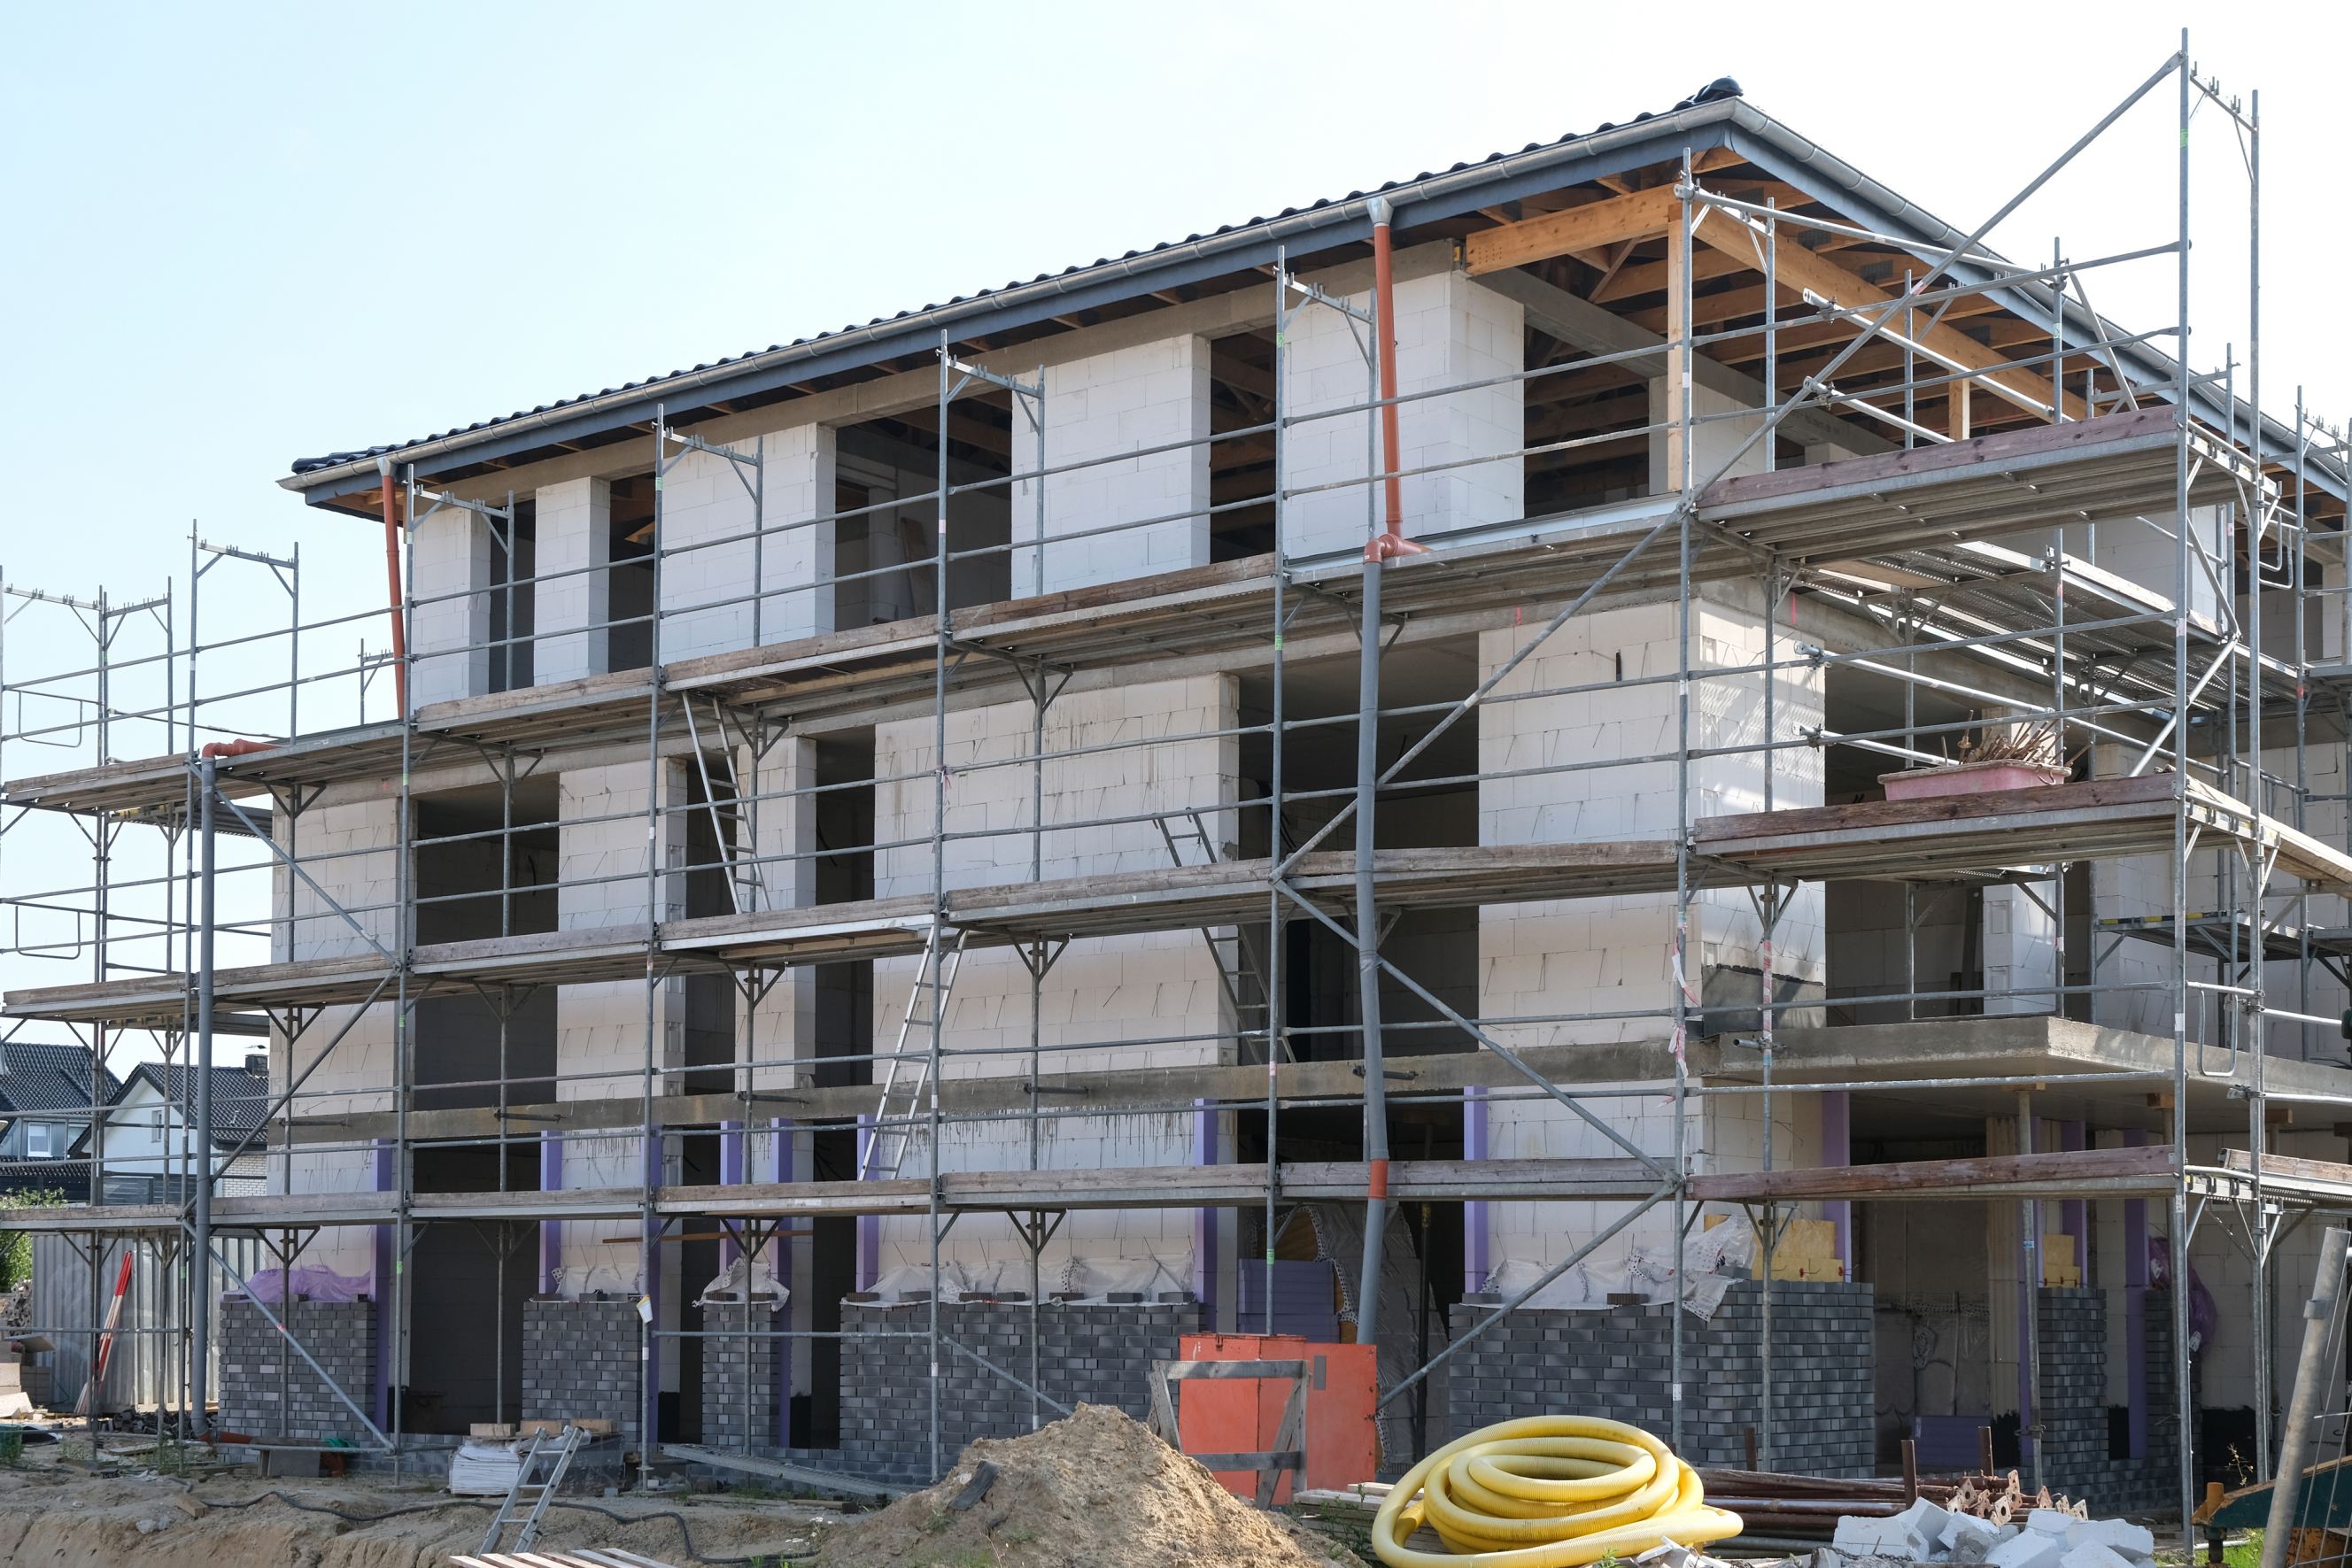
[2025,1510,2077,1538]
[2059,1543,2139,1568]
[1943,1512,2003,1554]
[536,476,610,684]
[1284,269,1522,558]
[1986,1527,2068,1568]
[1891,1499,1953,1539]
[1651,378,1773,495]
[2064,1522,2154,1560]
[659,422,836,659]
[1834,1514,1931,1558]
[867,675,1239,1276]
[1477,588,1829,1269]
[410,505,496,705]
[1014,336,1211,597]
[275,799,398,961]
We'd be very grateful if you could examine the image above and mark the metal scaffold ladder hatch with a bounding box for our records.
[861,925,967,1180]
[1157,808,1275,1061]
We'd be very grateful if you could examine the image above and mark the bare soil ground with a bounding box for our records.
[0,1450,827,1566]
[0,1406,1360,1567]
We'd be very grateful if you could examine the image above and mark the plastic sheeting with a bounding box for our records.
[233,1263,372,1306]
[694,1255,788,1311]
[863,1254,1191,1304]
[1482,1213,1759,1322]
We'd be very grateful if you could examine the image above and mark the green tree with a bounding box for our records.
[0,1187,69,1294]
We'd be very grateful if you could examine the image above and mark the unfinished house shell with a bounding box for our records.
[4,48,2348,1517]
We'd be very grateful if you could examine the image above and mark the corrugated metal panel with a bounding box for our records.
[29,1231,260,1414]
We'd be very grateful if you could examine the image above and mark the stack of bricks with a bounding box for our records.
[523,1296,641,1446]
[2035,1286,2178,1511]
[217,1297,376,1441]
[1445,1281,1874,1476]
[697,1302,780,1448]
[837,1297,1201,1486]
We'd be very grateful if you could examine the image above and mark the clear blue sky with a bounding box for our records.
[0,3,2344,1020]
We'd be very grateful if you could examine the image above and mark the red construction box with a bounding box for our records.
[1174,1332,1378,1502]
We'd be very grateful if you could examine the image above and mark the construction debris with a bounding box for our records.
[808,1402,1361,1566]
[1822,1496,2154,1568]
[1943,1473,2091,1526]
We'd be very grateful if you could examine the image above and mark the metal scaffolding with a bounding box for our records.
[4,36,2351,1526]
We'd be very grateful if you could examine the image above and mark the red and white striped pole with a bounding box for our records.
[74,1248,134,1417]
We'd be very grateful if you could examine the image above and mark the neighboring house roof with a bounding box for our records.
[68,1061,270,1156]
[0,1040,119,1116]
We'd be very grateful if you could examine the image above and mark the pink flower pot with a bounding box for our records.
[1878,760,2068,801]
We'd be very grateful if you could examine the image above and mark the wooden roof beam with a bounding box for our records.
[1690,209,2085,421]
[1462,152,1747,276]
[1465,185,1683,276]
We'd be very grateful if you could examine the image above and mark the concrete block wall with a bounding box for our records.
[867,675,1237,1278]
[2085,742,2220,1039]
[1476,588,1824,1270]
[218,1296,376,1441]
[411,506,496,706]
[838,1298,1200,1485]
[553,761,687,1293]
[272,1010,393,1280]
[659,424,836,660]
[697,1302,782,1447]
[2036,1286,2178,1510]
[1015,337,1211,596]
[536,477,611,684]
[1284,270,1522,559]
[270,796,400,1281]
[523,1295,642,1445]
[2068,509,2229,629]
[1824,880,1969,1023]
[1983,882,2059,1016]
[737,734,817,1096]
[1445,1283,1875,1474]
[874,674,1238,895]
[275,798,399,962]
[1652,378,1773,495]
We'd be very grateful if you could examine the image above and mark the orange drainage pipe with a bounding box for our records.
[1366,196,1418,562]
[377,457,408,716]
[198,738,272,760]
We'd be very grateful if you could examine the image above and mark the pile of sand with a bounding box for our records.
[813,1403,1361,1568]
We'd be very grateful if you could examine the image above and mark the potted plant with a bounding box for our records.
[1879,717,2069,801]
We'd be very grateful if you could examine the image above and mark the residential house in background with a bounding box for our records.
[0,1040,116,1200]
[72,1057,268,1204]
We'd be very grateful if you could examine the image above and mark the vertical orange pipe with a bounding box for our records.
[379,465,408,716]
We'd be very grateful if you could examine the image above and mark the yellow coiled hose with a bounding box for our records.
[1371,1416,1743,1568]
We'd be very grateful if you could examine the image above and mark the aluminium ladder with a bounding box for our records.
[480,1422,587,1556]
[859,924,967,1180]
